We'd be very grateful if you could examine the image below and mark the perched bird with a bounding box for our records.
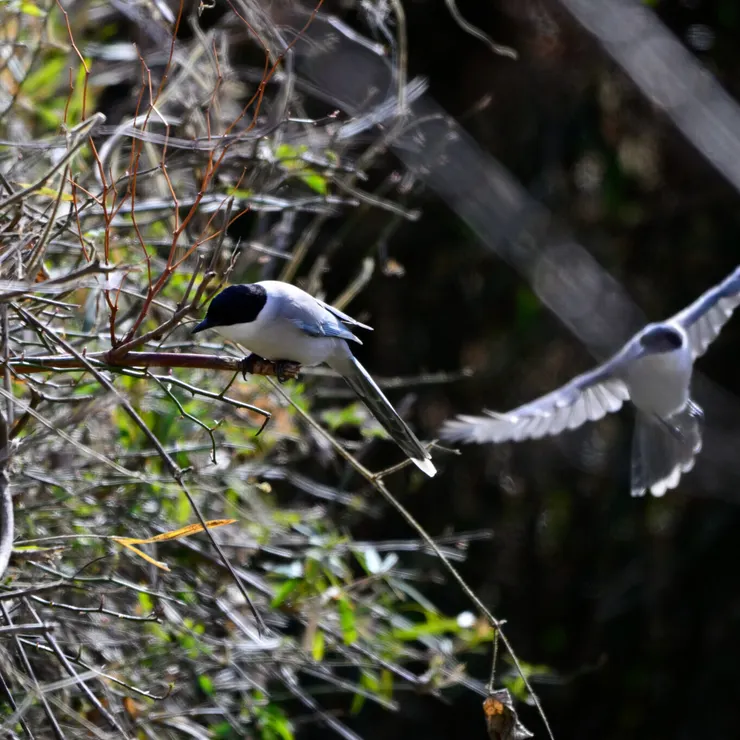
[441,266,740,496]
[193,281,436,477]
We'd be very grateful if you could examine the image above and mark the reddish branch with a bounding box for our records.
[7,351,301,379]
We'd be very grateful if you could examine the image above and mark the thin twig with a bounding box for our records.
[0,113,105,211]
[0,602,65,740]
[0,304,13,580]
[267,378,555,740]
[443,0,518,59]
[0,666,36,740]
[22,597,129,735]
[15,304,269,635]
[149,371,222,463]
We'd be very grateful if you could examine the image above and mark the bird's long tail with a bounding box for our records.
[329,352,436,477]
[631,402,703,496]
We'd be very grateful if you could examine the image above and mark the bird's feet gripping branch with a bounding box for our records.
[240,354,301,383]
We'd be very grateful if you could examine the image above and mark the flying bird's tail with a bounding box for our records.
[328,351,436,477]
[631,402,703,497]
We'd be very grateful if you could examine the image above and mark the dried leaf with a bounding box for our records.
[117,541,171,572]
[122,696,139,719]
[383,258,406,277]
[483,690,533,740]
[112,519,236,545]
[112,520,237,571]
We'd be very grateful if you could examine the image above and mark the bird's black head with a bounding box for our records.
[639,324,684,353]
[192,284,267,334]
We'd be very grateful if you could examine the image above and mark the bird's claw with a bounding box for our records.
[275,360,292,384]
[239,355,298,383]
[239,354,264,381]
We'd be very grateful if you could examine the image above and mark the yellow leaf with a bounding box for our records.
[112,519,237,545]
[117,541,170,571]
[21,3,45,18]
[14,184,74,202]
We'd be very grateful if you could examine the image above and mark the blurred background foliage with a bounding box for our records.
[2,0,740,739]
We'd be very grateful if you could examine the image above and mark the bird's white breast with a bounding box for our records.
[624,344,693,417]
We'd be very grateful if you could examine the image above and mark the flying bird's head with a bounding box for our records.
[639,324,685,354]
[192,284,267,334]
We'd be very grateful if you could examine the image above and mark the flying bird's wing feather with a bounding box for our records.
[671,266,740,359]
[441,357,632,445]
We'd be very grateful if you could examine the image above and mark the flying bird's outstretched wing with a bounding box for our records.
[441,357,633,445]
[671,266,740,359]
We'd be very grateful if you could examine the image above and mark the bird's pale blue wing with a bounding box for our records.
[671,266,740,359]
[289,317,362,344]
[441,357,632,444]
[275,287,366,344]
[314,298,373,332]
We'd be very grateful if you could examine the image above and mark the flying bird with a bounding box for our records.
[441,266,740,496]
[193,281,436,477]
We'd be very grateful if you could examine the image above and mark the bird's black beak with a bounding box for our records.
[192,319,210,335]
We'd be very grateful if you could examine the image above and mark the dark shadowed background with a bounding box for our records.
[267,1,740,738]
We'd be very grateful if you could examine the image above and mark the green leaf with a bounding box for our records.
[138,591,154,613]
[20,3,45,18]
[502,675,527,702]
[226,187,253,199]
[380,669,393,701]
[321,403,366,431]
[338,596,357,645]
[147,622,171,643]
[274,143,327,193]
[173,489,191,526]
[255,704,294,740]
[198,674,214,695]
[270,578,300,608]
[350,690,365,715]
[312,630,325,661]
[515,286,541,327]
[501,660,553,702]
[300,172,327,195]
[351,671,378,715]
[210,722,235,739]
[391,616,460,641]
[22,54,66,98]
[275,143,304,162]
[65,59,91,126]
